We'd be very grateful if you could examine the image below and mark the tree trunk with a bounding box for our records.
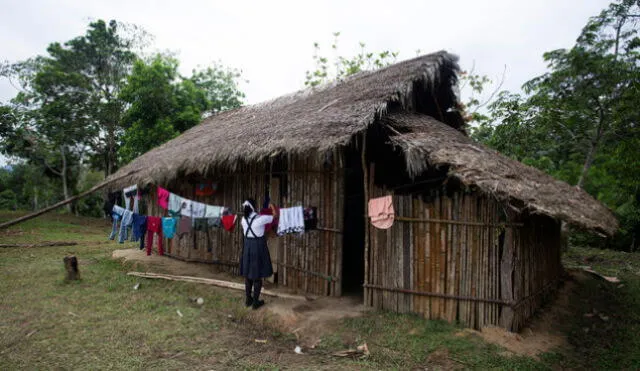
[33,186,38,211]
[577,140,598,189]
[63,255,80,281]
[106,123,116,177]
[577,106,606,189]
[60,146,71,212]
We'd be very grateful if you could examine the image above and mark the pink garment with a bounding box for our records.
[157,186,170,210]
[368,195,395,229]
[260,206,279,233]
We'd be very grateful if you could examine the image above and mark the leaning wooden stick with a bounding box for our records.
[127,271,310,301]
[0,169,139,230]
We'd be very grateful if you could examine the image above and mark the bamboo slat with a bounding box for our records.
[148,148,564,332]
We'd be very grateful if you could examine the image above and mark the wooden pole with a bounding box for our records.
[127,272,309,301]
[0,242,78,248]
[395,217,523,228]
[361,133,370,306]
[64,255,80,281]
[362,284,511,305]
[0,169,140,230]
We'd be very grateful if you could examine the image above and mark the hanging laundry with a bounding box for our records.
[108,204,126,239]
[108,212,121,240]
[157,186,170,210]
[178,216,192,236]
[304,207,318,231]
[123,185,139,213]
[180,199,193,217]
[221,214,237,232]
[132,214,147,250]
[204,205,223,218]
[112,204,125,216]
[207,217,222,228]
[260,206,279,233]
[191,201,206,218]
[103,191,123,220]
[118,210,134,243]
[195,182,218,196]
[162,217,177,239]
[145,217,164,256]
[368,195,395,229]
[168,193,184,214]
[130,215,141,243]
[193,217,210,232]
[277,206,305,236]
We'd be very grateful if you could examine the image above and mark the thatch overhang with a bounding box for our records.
[108,51,462,187]
[386,113,618,235]
[106,51,617,235]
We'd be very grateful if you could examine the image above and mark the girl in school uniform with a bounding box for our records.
[240,198,277,309]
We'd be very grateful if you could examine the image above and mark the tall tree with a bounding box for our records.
[522,0,639,188]
[190,63,245,117]
[303,33,501,128]
[0,20,141,209]
[473,0,640,250]
[118,55,182,162]
[118,54,244,163]
[304,32,399,87]
[50,20,140,176]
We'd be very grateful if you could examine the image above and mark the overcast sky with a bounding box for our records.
[1,0,611,104]
[0,0,610,165]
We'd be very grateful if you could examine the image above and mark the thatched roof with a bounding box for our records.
[107,51,617,235]
[108,51,461,187]
[386,113,618,235]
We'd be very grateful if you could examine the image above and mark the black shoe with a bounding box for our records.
[252,300,265,310]
[245,297,254,307]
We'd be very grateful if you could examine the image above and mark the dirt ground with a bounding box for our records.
[113,248,367,349]
[456,278,577,358]
[114,248,582,359]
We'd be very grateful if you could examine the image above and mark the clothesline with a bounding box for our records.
[105,183,318,257]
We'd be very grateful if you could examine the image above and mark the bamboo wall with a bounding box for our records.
[143,152,344,296]
[367,185,563,331]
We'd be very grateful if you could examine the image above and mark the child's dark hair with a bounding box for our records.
[243,198,257,221]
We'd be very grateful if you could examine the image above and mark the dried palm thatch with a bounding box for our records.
[386,113,618,235]
[106,50,617,235]
[107,51,461,188]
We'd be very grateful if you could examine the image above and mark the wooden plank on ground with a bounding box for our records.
[127,271,308,301]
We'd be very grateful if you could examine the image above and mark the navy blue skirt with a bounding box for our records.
[239,237,273,279]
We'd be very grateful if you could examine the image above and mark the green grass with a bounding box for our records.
[560,246,640,370]
[1,211,639,369]
[317,313,547,369]
[0,212,278,369]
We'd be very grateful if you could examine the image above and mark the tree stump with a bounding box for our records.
[63,255,80,281]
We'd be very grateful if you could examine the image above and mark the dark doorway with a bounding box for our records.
[342,143,365,295]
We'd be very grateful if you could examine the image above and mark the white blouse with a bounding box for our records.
[241,212,274,238]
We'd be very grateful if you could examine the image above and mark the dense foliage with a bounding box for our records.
[304,2,638,251]
[1,2,637,252]
[472,0,640,251]
[0,19,244,214]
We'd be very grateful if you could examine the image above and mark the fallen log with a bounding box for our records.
[0,242,78,248]
[126,271,310,301]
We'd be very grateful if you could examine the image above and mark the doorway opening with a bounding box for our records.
[342,142,365,295]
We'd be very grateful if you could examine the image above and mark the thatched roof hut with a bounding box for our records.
[108,51,617,331]
[109,51,615,235]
